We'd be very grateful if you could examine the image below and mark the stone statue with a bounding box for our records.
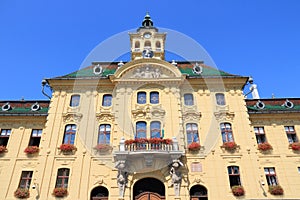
[117,170,128,197]
[170,160,183,196]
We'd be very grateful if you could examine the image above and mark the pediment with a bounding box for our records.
[111,59,183,81]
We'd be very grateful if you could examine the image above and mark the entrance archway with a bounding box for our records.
[90,186,109,200]
[133,178,165,200]
[190,185,208,200]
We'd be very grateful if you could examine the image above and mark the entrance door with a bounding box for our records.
[133,178,165,200]
[135,192,165,200]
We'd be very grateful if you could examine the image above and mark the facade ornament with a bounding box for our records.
[96,111,115,122]
[62,112,83,123]
[214,110,235,122]
[115,161,128,198]
[170,159,183,196]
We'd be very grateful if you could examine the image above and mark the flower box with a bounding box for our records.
[0,145,7,154]
[188,142,201,151]
[290,142,300,151]
[52,187,68,197]
[125,139,135,145]
[24,146,39,154]
[231,185,245,196]
[258,142,273,151]
[94,144,113,152]
[14,188,30,199]
[269,185,284,195]
[59,144,77,153]
[222,142,237,150]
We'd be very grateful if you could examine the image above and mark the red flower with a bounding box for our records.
[231,185,245,196]
[222,142,237,150]
[269,185,284,195]
[290,142,300,151]
[14,188,30,199]
[59,144,77,152]
[24,146,40,154]
[125,139,135,145]
[188,142,201,151]
[162,138,173,144]
[94,144,112,152]
[134,138,148,144]
[258,142,273,151]
[149,138,162,144]
[52,187,68,197]
[0,145,7,153]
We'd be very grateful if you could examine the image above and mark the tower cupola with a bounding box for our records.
[129,13,166,60]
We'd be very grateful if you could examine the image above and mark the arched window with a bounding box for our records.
[184,94,194,106]
[102,94,112,107]
[156,41,161,48]
[136,121,146,138]
[186,123,199,144]
[55,168,70,188]
[144,41,151,48]
[150,121,161,138]
[98,124,111,144]
[135,41,140,49]
[137,92,146,104]
[220,123,234,143]
[90,186,109,200]
[70,95,80,107]
[228,166,241,187]
[216,93,226,105]
[150,91,159,104]
[63,124,76,144]
[190,185,208,200]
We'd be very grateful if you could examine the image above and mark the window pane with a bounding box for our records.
[70,95,80,107]
[102,94,112,106]
[137,92,146,104]
[63,125,76,144]
[136,121,146,138]
[184,94,194,106]
[150,121,161,138]
[186,123,199,144]
[98,124,111,144]
[150,92,159,104]
[216,93,225,105]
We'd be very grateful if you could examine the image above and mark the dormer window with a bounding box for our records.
[135,41,140,51]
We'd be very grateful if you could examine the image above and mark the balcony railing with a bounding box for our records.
[125,143,173,151]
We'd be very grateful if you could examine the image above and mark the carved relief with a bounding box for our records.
[122,64,176,79]
[132,104,165,120]
[96,108,115,122]
[62,112,83,123]
[214,111,235,122]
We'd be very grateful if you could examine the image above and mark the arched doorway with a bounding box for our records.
[133,178,165,200]
[90,186,109,200]
[190,185,208,200]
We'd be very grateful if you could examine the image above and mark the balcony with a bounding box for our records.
[114,137,184,173]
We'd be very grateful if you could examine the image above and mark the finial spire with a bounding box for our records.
[142,12,153,27]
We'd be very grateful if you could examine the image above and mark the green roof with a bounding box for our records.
[0,101,49,116]
[56,61,238,79]
[246,98,300,113]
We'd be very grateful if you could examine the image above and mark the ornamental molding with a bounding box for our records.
[214,110,235,122]
[96,109,115,122]
[182,109,201,122]
[62,112,83,123]
[131,104,165,120]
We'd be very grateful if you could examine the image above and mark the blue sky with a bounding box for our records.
[0,1,300,100]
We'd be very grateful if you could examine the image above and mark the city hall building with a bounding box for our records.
[1,14,300,200]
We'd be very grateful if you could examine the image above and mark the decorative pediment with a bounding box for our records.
[132,104,165,120]
[96,108,115,122]
[182,110,201,121]
[122,64,175,79]
[62,112,83,123]
[214,110,235,122]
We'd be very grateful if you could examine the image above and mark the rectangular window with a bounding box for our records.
[150,121,161,138]
[150,92,159,104]
[102,94,112,107]
[191,162,202,172]
[70,95,80,107]
[19,171,33,189]
[184,94,194,106]
[254,127,267,144]
[63,125,76,144]
[55,168,70,188]
[0,129,11,146]
[220,123,234,143]
[285,126,298,143]
[228,166,241,187]
[264,167,278,186]
[216,93,226,105]
[29,129,42,146]
[137,92,146,104]
[98,124,111,144]
[136,121,147,138]
[186,123,199,144]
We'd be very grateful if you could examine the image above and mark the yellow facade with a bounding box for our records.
[0,14,300,200]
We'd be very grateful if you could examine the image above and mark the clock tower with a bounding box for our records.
[129,13,166,60]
